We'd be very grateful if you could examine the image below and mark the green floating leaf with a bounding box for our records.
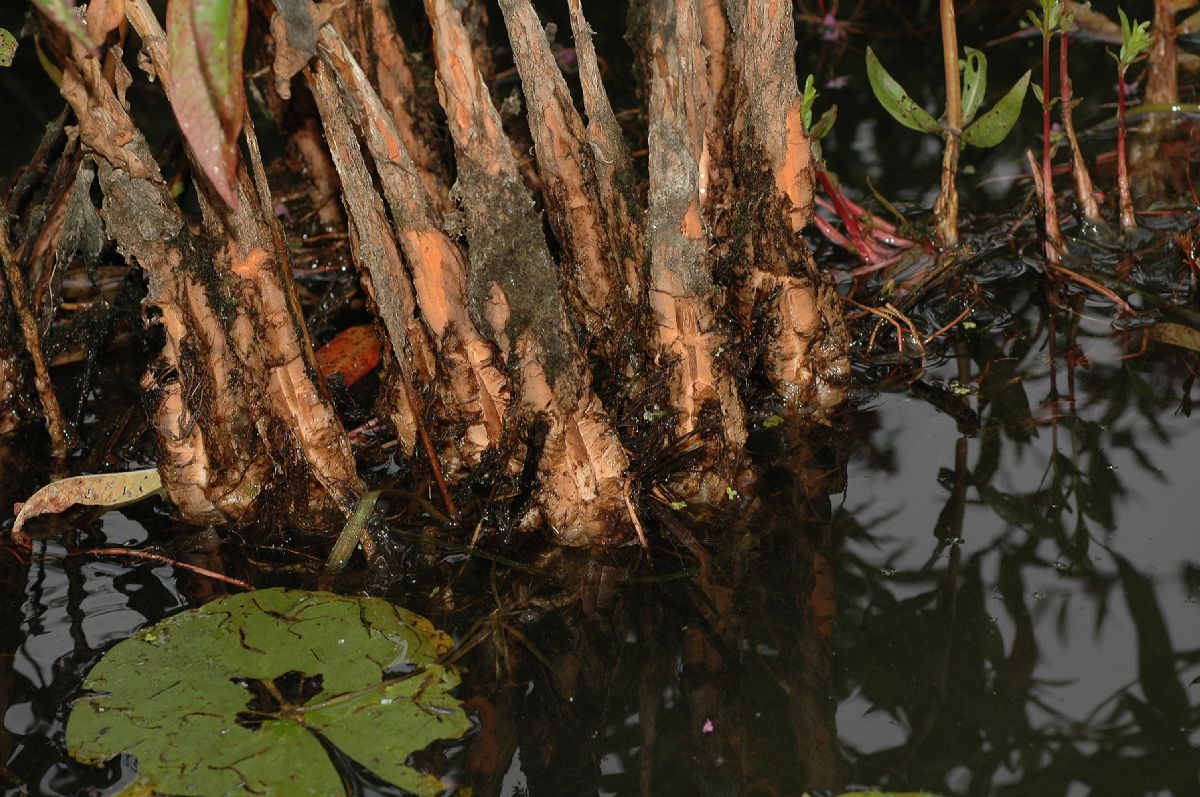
[865,47,941,134]
[11,468,163,544]
[0,28,17,67]
[960,47,987,125]
[166,0,248,207]
[66,588,470,797]
[962,70,1030,148]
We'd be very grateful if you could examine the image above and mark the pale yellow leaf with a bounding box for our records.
[1149,322,1200,353]
[11,468,163,544]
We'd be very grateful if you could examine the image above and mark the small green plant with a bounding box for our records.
[866,31,1028,245]
[1028,0,1068,262]
[801,73,838,147]
[1112,7,1153,234]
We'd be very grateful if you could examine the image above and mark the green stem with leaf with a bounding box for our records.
[1032,0,1065,263]
[867,23,1028,250]
[1113,8,1152,234]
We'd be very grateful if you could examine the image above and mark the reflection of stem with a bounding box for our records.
[934,0,960,246]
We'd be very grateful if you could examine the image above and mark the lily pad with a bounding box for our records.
[66,588,470,797]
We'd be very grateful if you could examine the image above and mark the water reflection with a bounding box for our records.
[1,309,1198,797]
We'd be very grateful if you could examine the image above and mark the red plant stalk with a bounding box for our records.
[1041,24,1065,262]
[1116,67,1137,232]
[811,169,902,262]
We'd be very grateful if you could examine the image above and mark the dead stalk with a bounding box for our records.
[0,223,71,460]
[1058,27,1103,226]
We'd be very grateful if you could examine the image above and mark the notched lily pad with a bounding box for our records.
[66,588,470,797]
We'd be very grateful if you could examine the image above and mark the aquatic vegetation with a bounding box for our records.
[1112,8,1153,234]
[66,588,469,796]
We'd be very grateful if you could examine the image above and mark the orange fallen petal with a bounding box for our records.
[315,325,382,387]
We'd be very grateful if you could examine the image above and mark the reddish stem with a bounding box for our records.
[1041,26,1064,262]
[1116,66,1137,232]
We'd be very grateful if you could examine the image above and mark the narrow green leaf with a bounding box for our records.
[1116,8,1152,68]
[960,47,987,124]
[962,70,1030,148]
[865,47,942,134]
[30,0,97,56]
[801,73,818,131]
[810,105,837,140]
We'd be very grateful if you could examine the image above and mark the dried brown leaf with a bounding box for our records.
[11,468,163,545]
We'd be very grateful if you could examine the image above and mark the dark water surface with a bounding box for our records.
[3,299,1198,796]
[3,0,1200,795]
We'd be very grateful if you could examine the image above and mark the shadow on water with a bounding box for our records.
[3,284,1197,795]
[2,0,1199,795]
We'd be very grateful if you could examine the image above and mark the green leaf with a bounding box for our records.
[801,73,818,131]
[11,468,163,545]
[810,105,837,140]
[960,47,987,124]
[166,0,248,207]
[66,588,470,797]
[962,70,1030,148]
[30,0,97,57]
[865,47,942,134]
[0,28,16,67]
[1116,8,1152,68]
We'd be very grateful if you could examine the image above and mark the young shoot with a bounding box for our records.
[1028,0,1067,262]
[865,39,1029,246]
[1112,8,1152,233]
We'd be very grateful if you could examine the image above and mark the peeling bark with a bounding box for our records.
[497,0,630,358]
[722,0,849,418]
[317,28,510,466]
[566,0,645,300]
[425,0,632,544]
[59,46,263,520]
[647,0,747,499]
[61,3,363,528]
[336,0,453,217]
[1147,0,1178,107]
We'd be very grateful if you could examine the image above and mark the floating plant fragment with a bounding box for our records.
[0,28,16,67]
[1150,321,1200,352]
[10,468,164,546]
[66,588,470,797]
